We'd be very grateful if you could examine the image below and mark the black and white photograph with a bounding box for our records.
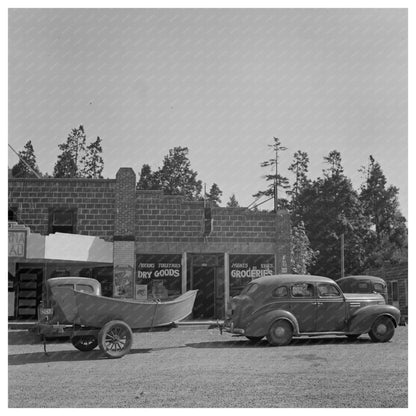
[6,2,409,409]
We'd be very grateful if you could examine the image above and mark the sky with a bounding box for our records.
[7,8,408,218]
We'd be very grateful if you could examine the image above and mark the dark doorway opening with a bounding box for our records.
[192,266,215,319]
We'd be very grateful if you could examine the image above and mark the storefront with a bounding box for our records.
[8,168,292,320]
[132,252,276,319]
[8,224,113,320]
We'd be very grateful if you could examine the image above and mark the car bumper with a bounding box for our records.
[221,320,245,335]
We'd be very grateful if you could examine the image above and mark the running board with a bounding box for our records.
[297,331,353,337]
[172,320,224,327]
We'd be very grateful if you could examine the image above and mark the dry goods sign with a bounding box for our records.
[136,254,182,280]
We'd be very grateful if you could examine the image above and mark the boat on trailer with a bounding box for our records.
[37,277,198,358]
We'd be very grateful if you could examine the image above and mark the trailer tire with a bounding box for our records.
[72,335,98,351]
[98,320,133,358]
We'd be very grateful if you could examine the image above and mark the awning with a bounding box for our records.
[26,232,113,263]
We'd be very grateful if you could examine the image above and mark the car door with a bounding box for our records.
[315,283,346,332]
[288,282,316,332]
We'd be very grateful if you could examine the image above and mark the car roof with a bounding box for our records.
[337,275,386,283]
[47,277,100,287]
[250,274,336,286]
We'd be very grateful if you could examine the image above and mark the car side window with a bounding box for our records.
[317,283,341,297]
[57,284,75,290]
[291,283,314,298]
[373,283,385,293]
[357,281,370,292]
[272,286,288,298]
[76,284,94,293]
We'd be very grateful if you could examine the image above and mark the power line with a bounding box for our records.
[8,143,41,178]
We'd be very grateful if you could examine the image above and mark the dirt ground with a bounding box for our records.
[8,325,408,408]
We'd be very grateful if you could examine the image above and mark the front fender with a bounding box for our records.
[245,309,300,337]
[348,304,400,333]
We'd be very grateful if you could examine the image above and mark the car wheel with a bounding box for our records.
[369,316,395,343]
[98,320,133,358]
[267,320,293,346]
[245,336,263,342]
[71,335,98,351]
[346,334,361,340]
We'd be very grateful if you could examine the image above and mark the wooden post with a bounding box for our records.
[181,252,187,294]
[224,253,230,317]
[341,233,345,278]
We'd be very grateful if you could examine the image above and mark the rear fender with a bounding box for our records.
[245,310,300,337]
[348,304,400,333]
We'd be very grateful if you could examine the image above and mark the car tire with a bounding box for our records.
[267,320,293,346]
[71,335,98,351]
[98,320,133,358]
[245,336,263,342]
[369,316,395,343]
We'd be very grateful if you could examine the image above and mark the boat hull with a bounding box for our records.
[51,288,198,329]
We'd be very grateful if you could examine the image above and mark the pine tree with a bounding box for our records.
[207,183,223,206]
[226,194,240,208]
[359,155,407,266]
[81,136,104,178]
[11,140,41,178]
[253,137,289,211]
[53,125,87,178]
[156,147,202,199]
[323,150,344,178]
[137,164,159,190]
[288,150,310,222]
[296,151,370,277]
[291,221,318,274]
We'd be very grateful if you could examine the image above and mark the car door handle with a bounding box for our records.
[312,302,323,306]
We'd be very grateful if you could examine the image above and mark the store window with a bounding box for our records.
[48,208,77,234]
[229,254,274,297]
[8,207,18,222]
[136,254,182,300]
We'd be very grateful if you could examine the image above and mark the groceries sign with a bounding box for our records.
[230,254,274,280]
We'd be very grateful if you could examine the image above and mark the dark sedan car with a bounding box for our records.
[337,275,388,301]
[224,274,400,346]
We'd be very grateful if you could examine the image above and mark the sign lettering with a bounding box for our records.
[8,230,27,258]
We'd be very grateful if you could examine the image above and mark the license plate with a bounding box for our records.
[40,308,53,316]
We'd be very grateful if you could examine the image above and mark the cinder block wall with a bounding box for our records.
[135,190,291,270]
[8,178,115,239]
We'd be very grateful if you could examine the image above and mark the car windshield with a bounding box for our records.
[240,283,259,296]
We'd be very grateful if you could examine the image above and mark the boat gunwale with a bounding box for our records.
[72,289,198,305]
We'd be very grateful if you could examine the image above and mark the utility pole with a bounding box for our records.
[340,233,345,278]
[274,143,278,212]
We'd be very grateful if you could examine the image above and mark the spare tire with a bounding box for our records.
[71,335,98,352]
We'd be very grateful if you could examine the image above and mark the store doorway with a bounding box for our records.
[192,266,215,319]
[16,268,43,319]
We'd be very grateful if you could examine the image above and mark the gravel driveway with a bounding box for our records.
[8,325,408,408]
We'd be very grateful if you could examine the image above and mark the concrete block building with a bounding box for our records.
[8,168,291,320]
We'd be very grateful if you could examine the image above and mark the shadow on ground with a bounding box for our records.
[8,347,153,365]
[186,336,373,349]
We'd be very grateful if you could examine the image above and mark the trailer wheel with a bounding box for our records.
[98,320,133,358]
[72,335,98,351]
